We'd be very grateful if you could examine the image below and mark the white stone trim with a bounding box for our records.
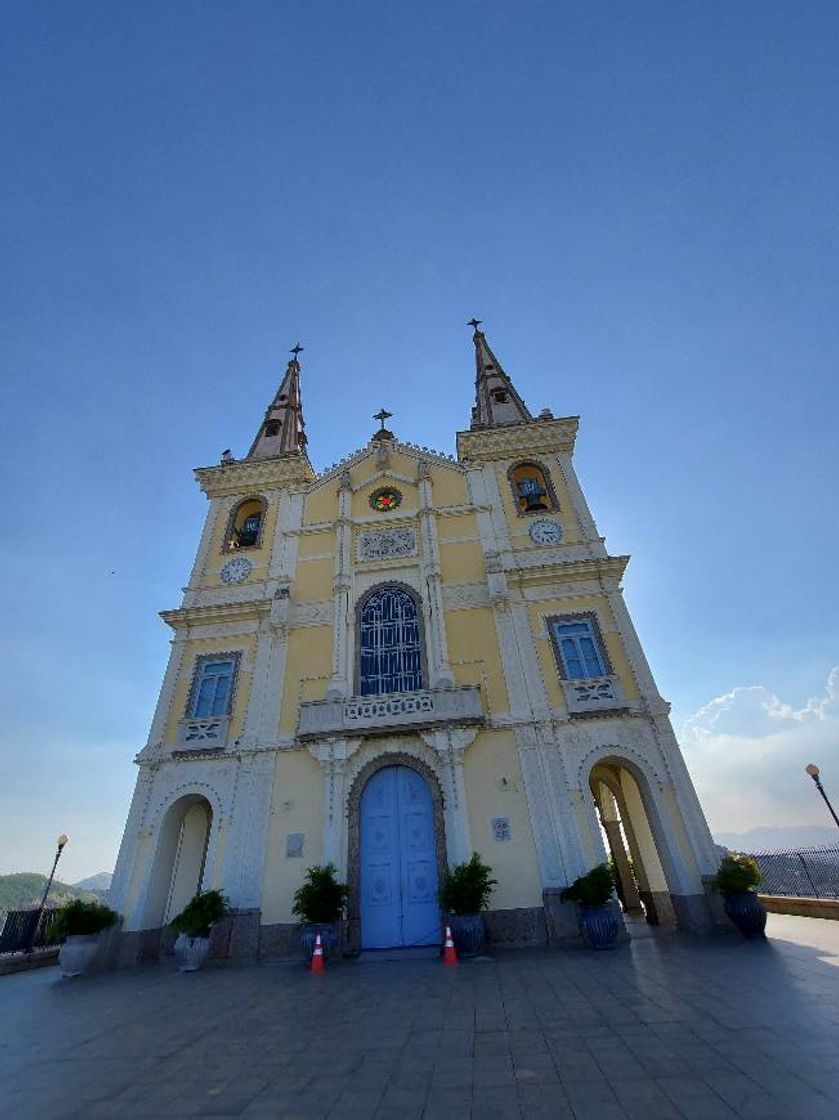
[554,451,607,558]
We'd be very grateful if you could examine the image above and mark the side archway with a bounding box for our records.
[142,794,214,931]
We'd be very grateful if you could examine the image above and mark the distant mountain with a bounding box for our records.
[714,826,839,852]
[0,873,100,916]
[73,872,112,893]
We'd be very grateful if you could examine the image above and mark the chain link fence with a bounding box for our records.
[750,844,839,899]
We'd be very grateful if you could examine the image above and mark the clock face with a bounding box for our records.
[529,519,562,546]
[220,557,253,585]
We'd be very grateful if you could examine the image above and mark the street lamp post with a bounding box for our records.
[805,765,839,831]
[25,834,69,953]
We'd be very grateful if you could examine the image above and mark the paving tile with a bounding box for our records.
[2,915,839,1120]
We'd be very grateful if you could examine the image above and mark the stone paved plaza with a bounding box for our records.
[2,914,838,1120]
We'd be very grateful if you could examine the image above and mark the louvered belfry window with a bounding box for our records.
[359,587,423,695]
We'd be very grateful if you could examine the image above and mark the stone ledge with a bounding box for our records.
[0,948,58,976]
[760,895,839,921]
[298,685,483,739]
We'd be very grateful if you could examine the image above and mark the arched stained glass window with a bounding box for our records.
[359,587,424,695]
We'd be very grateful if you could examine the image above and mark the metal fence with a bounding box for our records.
[750,844,839,899]
[0,908,62,955]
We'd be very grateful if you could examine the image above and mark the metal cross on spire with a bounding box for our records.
[290,342,304,359]
[373,408,393,431]
[468,318,482,332]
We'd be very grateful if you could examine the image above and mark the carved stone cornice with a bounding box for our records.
[507,554,630,588]
[456,416,579,462]
[161,600,270,630]
[195,455,315,498]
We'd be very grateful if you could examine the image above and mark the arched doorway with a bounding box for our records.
[143,795,213,930]
[360,766,441,949]
[589,761,676,928]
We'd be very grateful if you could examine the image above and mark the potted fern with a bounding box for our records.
[438,852,497,954]
[292,864,348,960]
[712,853,766,939]
[561,863,619,949]
[170,890,229,971]
[54,899,121,977]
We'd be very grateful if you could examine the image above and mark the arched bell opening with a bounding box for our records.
[142,795,214,931]
[224,496,266,551]
[589,760,677,928]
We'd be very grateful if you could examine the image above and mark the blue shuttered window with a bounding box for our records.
[359,587,423,695]
[192,658,236,717]
[551,619,606,679]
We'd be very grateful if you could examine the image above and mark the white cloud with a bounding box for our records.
[680,669,839,835]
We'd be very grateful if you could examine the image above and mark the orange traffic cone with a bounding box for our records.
[311,931,325,973]
[442,925,458,966]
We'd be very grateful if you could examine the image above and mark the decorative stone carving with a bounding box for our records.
[562,675,625,715]
[177,716,230,748]
[298,685,483,739]
[356,527,417,562]
[346,694,433,721]
[456,416,579,462]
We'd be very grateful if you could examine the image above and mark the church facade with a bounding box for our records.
[109,325,723,962]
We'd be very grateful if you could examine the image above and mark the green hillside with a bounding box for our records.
[0,873,101,916]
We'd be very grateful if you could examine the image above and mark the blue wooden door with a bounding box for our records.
[360,766,440,949]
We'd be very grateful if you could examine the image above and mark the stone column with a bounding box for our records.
[596,784,643,914]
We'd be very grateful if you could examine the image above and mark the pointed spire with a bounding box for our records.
[247,345,308,460]
[468,320,533,430]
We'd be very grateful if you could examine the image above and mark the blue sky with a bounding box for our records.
[2,2,838,880]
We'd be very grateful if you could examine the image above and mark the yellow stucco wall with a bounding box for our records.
[261,750,323,924]
[293,556,333,601]
[464,731,542,909]
[280,626,333,731]
[303,481,338,525]
[445,607,509,714]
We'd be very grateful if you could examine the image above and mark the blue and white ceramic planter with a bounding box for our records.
[59,934,100,977]
[299,922,341,960]
[723,892,767,939]
[579,904,620,950]
[174,933,211,972]
[448,913,486,955]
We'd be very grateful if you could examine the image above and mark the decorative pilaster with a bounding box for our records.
[219,751,276,909]
[108,767,155,918]
[328,471,352,698]
[603,586,665,708]
[555,451,607,557]
[418,460,454,688]
[186,497,225,590]
[141,637,188,753]
[308,737,360,876]
[421,728,476,864]
[515,729,567,887]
